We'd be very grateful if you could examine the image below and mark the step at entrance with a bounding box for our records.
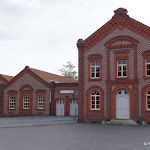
[105,119,138,125]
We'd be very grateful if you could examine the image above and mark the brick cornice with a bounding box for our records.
[7,90,17,94]
[83,9,150,51]
[88,54,102,60]
[106,79,139,84]
[142,50,150,56]
[35,89,46,94]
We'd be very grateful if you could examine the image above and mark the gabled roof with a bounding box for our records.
[0,74,14,83]
[83,8,150,50]
[1,74,14,81]
[5,66,77,88]
[30,68,77,83]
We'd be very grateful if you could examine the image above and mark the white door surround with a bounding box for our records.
[116,90,130,119]
[56,100,64,116]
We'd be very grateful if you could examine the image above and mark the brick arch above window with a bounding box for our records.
[88,54,102,60]
[112,85,132,96]
[104,35,139,49]
[35,89,46,94]
[19,84,33,94]
[7,90,17,94]
[142,50,150,56]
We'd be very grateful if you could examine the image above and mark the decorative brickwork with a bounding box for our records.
[0,65,78,117]
[83,8,150,51]
[78,8,150,123]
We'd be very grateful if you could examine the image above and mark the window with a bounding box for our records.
[37,95,44,109]
[145,58,150,76]
[91,91,100,110]
[118,91,121,94]
[9,96,15,109]
[90,61,100,78]
[146,90,150,110]
[117,60,127,77]
[23,96,29,109]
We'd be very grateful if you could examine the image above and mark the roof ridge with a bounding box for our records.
[30,68,76,80]
[0,74,14,77]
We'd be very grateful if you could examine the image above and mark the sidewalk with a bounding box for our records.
[0,116,77,128]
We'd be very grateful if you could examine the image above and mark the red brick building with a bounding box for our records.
[77,8,150,124]
[0,66,78,117]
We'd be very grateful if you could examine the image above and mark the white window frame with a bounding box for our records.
[37,95,44,109]
[145,58,150,76]
[91,91,100,110]
[9,96,15,109]
[23,96,30,109]
[146,90,150,110]
[117,60,127,78]
[90,61,100,79]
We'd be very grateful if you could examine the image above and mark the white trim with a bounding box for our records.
[146,91,150,110]
[145,58,150,77]
[91,91,100,110]
[9,96,15,109]
[23,96,29,110]
[60,90,74,94]
[90,61,100,79]
[37,95,44,109]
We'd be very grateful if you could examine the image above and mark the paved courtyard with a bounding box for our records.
[0,117,149,150]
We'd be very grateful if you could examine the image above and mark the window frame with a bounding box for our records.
[146,90,150,111]
[91,90,100,110]
[115,58,129,79]
[89,59,101,81]
[8,95,16,110]
[145,57,150,77]
[36,94,45,110]
[22,94,30,110]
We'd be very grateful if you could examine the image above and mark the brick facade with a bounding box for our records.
[0,84,4,116]
[0,67,78,117]
[53,83,78,116]
[77,8,150,124]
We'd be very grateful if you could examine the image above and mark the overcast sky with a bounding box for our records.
[1,0,150,76]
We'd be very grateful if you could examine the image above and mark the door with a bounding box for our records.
[56,100,64,116]
[69,100,78,116]
[116,90,130,119]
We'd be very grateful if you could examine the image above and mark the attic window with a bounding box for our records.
[48,79,59,83]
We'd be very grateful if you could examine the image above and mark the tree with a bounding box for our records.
[59,61,78,80]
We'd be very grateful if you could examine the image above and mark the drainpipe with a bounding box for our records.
[50,92,51,115]
[50,81,55,115]
[65,96,68,116]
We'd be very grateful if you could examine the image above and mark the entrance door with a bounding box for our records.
[56,100,64,116]
[116,90,130,119]
[69,100,78,116]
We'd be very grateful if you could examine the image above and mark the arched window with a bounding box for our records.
[91,91,100,110]
[146,90,150,110]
